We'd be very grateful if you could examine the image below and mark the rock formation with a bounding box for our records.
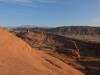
[15,30,80,58]
[0,29,84,75]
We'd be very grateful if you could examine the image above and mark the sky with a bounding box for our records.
[0,0,100,27]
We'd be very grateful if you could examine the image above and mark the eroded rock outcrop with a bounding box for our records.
[0,29,84,75]
[15,30,80,58]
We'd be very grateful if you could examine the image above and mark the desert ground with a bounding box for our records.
[0,28,84,75]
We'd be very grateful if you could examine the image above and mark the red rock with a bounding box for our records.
[0,29,84,75]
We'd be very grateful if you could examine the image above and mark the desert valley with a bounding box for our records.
[0,0,100,75]
[0,26,100,75]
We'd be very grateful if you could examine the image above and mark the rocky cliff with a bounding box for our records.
[0,28,84,75]
[12,26,100,75]
[15,30,80,58]
[15,26,100,35]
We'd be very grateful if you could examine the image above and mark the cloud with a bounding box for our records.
[0,0,65,7]
[0,0,32,3]
[0,0,64,4]
[35,0,64,3]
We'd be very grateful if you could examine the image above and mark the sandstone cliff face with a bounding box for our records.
[12,26,100,75]
[16,26,99,35]
[76,41,100,56]
[0,29,84,75]
[15,30,80,58]
[47,26,97,35]
[14,26,100,58]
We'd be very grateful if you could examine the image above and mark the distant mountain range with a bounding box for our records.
[14,26,100,36]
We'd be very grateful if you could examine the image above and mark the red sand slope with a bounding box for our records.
[0,29,84,75]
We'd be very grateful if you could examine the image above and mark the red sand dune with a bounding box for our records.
[0,29,84,75]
